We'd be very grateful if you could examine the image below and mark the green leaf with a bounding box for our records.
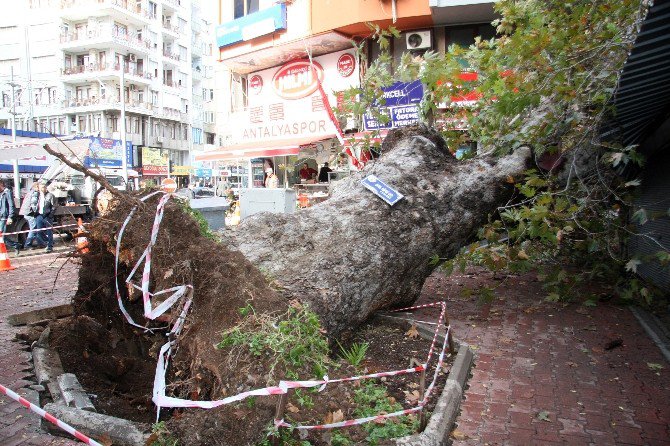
[583,299,597,307]
[632,208,648,225]
[545,293,560,302]
[537,411,551,422]
[625,259,641,274]
[647,363,664,371]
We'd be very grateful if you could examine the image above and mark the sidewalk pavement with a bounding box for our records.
[1,258,669,445]
[416,268,670,446]
[0,253,79,446]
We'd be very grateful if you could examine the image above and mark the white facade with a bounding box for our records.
[0,0,220,168]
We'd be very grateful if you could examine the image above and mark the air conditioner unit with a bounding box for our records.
[405,30,432,50]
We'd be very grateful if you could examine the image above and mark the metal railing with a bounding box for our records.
[60,28,152,50]
[60,63,153,80]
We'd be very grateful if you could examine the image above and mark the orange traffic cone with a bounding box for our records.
[75,218,89,254]
[0,231,16,271]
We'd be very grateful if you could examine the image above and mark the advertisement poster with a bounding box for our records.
[141,147,168,175]
[83,136,132,168]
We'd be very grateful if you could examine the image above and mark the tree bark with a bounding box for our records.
[224,126,530,337]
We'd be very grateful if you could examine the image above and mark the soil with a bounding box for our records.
[46,193,453,445]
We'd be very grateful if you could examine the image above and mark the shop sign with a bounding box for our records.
[272,60,324,100]
[83,136,132,168]
[215,4,287,48]
[227,49,360,147]
[361,174,404,206]
[364,80,424,131]
[141,146,168,176]
[249,75,263,95]
[194,168,212,177]
[337,53,356,77]
[171,165,193,176]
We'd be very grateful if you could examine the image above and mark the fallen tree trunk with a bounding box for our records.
[224,126,530,337]
[50,126,531,444]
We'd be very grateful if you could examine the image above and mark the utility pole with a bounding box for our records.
[119,54,129,184]
[9,67,21,204]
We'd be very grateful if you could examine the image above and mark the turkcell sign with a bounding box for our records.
[374,80,423,107]
[361,174,404,206]
[215,4,287,48]
[364,80,424,130]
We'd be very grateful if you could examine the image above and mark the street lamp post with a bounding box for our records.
[9,67,21,204]
[119,54,129,185]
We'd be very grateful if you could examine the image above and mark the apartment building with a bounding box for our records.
[0,0,219,180]
[199,0,496,187]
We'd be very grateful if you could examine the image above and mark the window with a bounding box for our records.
[179,45,187,61]
[205,132,214,144]
[233,0,272,19]
[151,90,158,105]
[148,1,157,19]
[178,18,187,33]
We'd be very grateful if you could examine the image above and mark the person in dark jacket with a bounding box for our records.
[34,182,57,253]
[20,183,42,249]
[0,179,21,254]
[318,162,333,183]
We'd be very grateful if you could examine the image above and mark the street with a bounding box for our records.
[0,248,78,446]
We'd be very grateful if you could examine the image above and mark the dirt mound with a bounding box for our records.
[50,193,289,443]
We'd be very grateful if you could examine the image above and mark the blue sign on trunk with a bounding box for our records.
[361,174,404,206]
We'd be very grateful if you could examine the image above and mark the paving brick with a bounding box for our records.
[638,421,670,441]
[415,269,670,446]
[0,256,79,446]
[612,424,644,445]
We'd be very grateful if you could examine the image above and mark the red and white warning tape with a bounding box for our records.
[0,383,103,446]
[2,222,80,236]
[113,192,453,432]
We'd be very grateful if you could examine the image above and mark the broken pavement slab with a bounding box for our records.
[6,303,73,326]
[43,403,150,446]
[57,373,96,412]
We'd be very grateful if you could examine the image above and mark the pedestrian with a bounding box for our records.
[318,162,333,183]
[20,183,42,249]
[264,167,279,189]
[0,179,21,254]
[34,182,58,253]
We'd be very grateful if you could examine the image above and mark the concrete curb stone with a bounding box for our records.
[43,403,150,446]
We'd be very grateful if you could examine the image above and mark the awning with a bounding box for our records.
[0,138,91,161]
[195,134,337,162]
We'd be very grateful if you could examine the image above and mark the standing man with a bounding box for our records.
[299,163,317,181]
[20,183,41,249]
[318,162,333,183]
[35,182,57,253]
[0,179,21,255]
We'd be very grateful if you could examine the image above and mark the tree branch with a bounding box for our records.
[42,143,136,203]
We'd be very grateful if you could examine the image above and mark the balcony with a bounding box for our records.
[162,50,181,65]
[60,28,152,54]
[60,96,154,115]
[154,106,186,122]
[59,0,151,26]
[60,63,154,86]
[161,21,181,38]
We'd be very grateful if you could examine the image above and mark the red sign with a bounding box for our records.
[271,60,324,100]
[142,165,168,176]
[249,75,263,95]
[337,53,356,78]
[161,178,177,193]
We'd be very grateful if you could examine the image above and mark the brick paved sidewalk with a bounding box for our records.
[416,269,670,446]
[0,254,79,446]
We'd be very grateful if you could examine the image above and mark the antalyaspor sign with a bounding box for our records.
[227,49,359,146]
